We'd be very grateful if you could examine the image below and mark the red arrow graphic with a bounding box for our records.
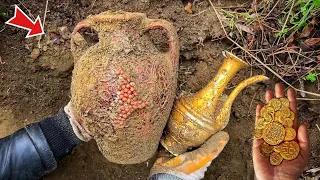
[5,5,44,38]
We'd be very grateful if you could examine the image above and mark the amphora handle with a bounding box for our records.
[143,19,180,69]
[71,12,180,67]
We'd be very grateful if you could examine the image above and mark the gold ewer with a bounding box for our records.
[161,51,269,155]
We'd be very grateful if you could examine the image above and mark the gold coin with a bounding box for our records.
[270,98,281,111]
[255,128,264,139]
[288,111,295,121]
[263,113,273,123]
[280,107,291,118]
[274,111,282,123]
[280,98,290,108]
[284,128,296,141]
[274,145,281,153]
[260,142,274,157]
[266,106,275,116]
[260,106,267,116]
[263,122,285,145]
[282,118,294,128]
[270,152,283,165]
[256,118,268,129]
[280,141,300,160]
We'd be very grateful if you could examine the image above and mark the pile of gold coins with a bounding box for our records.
[255,97,300,165]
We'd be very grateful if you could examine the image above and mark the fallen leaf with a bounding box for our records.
[310,18,317,25]
[317,55,320,61]
[299,25,313,38]
[235,23,254,34]
[184,2,192,14]
[304,38,320,46]
[288,45,300,50]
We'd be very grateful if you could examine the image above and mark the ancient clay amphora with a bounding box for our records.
[161,52,269,155]
[70,11,179,164]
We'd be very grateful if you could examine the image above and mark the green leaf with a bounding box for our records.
[304,73,317,82]
[290,13,299,24]
[294,0,305,7]
[1,12,7,17]
[301,5,307,13]
[314,0,320,7]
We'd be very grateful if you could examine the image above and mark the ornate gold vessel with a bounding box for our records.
[161,51,269,155]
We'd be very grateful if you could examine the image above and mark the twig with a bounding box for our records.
[306,167,320,173]
[264,0,280,20]
[297,98,320,101]
[276,0,294,44]
[269,48,316,63]
[191,10,207,17]
[38,0,49,48]
[288,52,306,97]
[208,0,320,98]
[0,25,6,33]
[17,0,35,19]
[316,124,320,133]
[215,5,250,8]
[42,0,49,30]
[248,88,259,116]
[0,56,5,64]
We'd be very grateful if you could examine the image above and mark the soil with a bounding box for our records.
[0,0,319,180]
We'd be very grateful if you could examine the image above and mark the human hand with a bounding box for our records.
[64,102,92,142]
[253,83,310,180]
[150,131,229,180]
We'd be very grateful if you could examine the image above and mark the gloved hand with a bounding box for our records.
[64,102,92,142]
[150,131,229,180]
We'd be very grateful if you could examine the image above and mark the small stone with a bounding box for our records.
[184,2,193,14]
[36,36,42,41]
[25,44,30,50]
[30,48,41,60]
[50,32,60,44]
[59,26,71,39]
[42,45,48,51]
[46,39,54,46]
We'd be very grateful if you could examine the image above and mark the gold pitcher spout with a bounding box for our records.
[212,75,269,134]
[161,52,269,156]
[191,51,248,118]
